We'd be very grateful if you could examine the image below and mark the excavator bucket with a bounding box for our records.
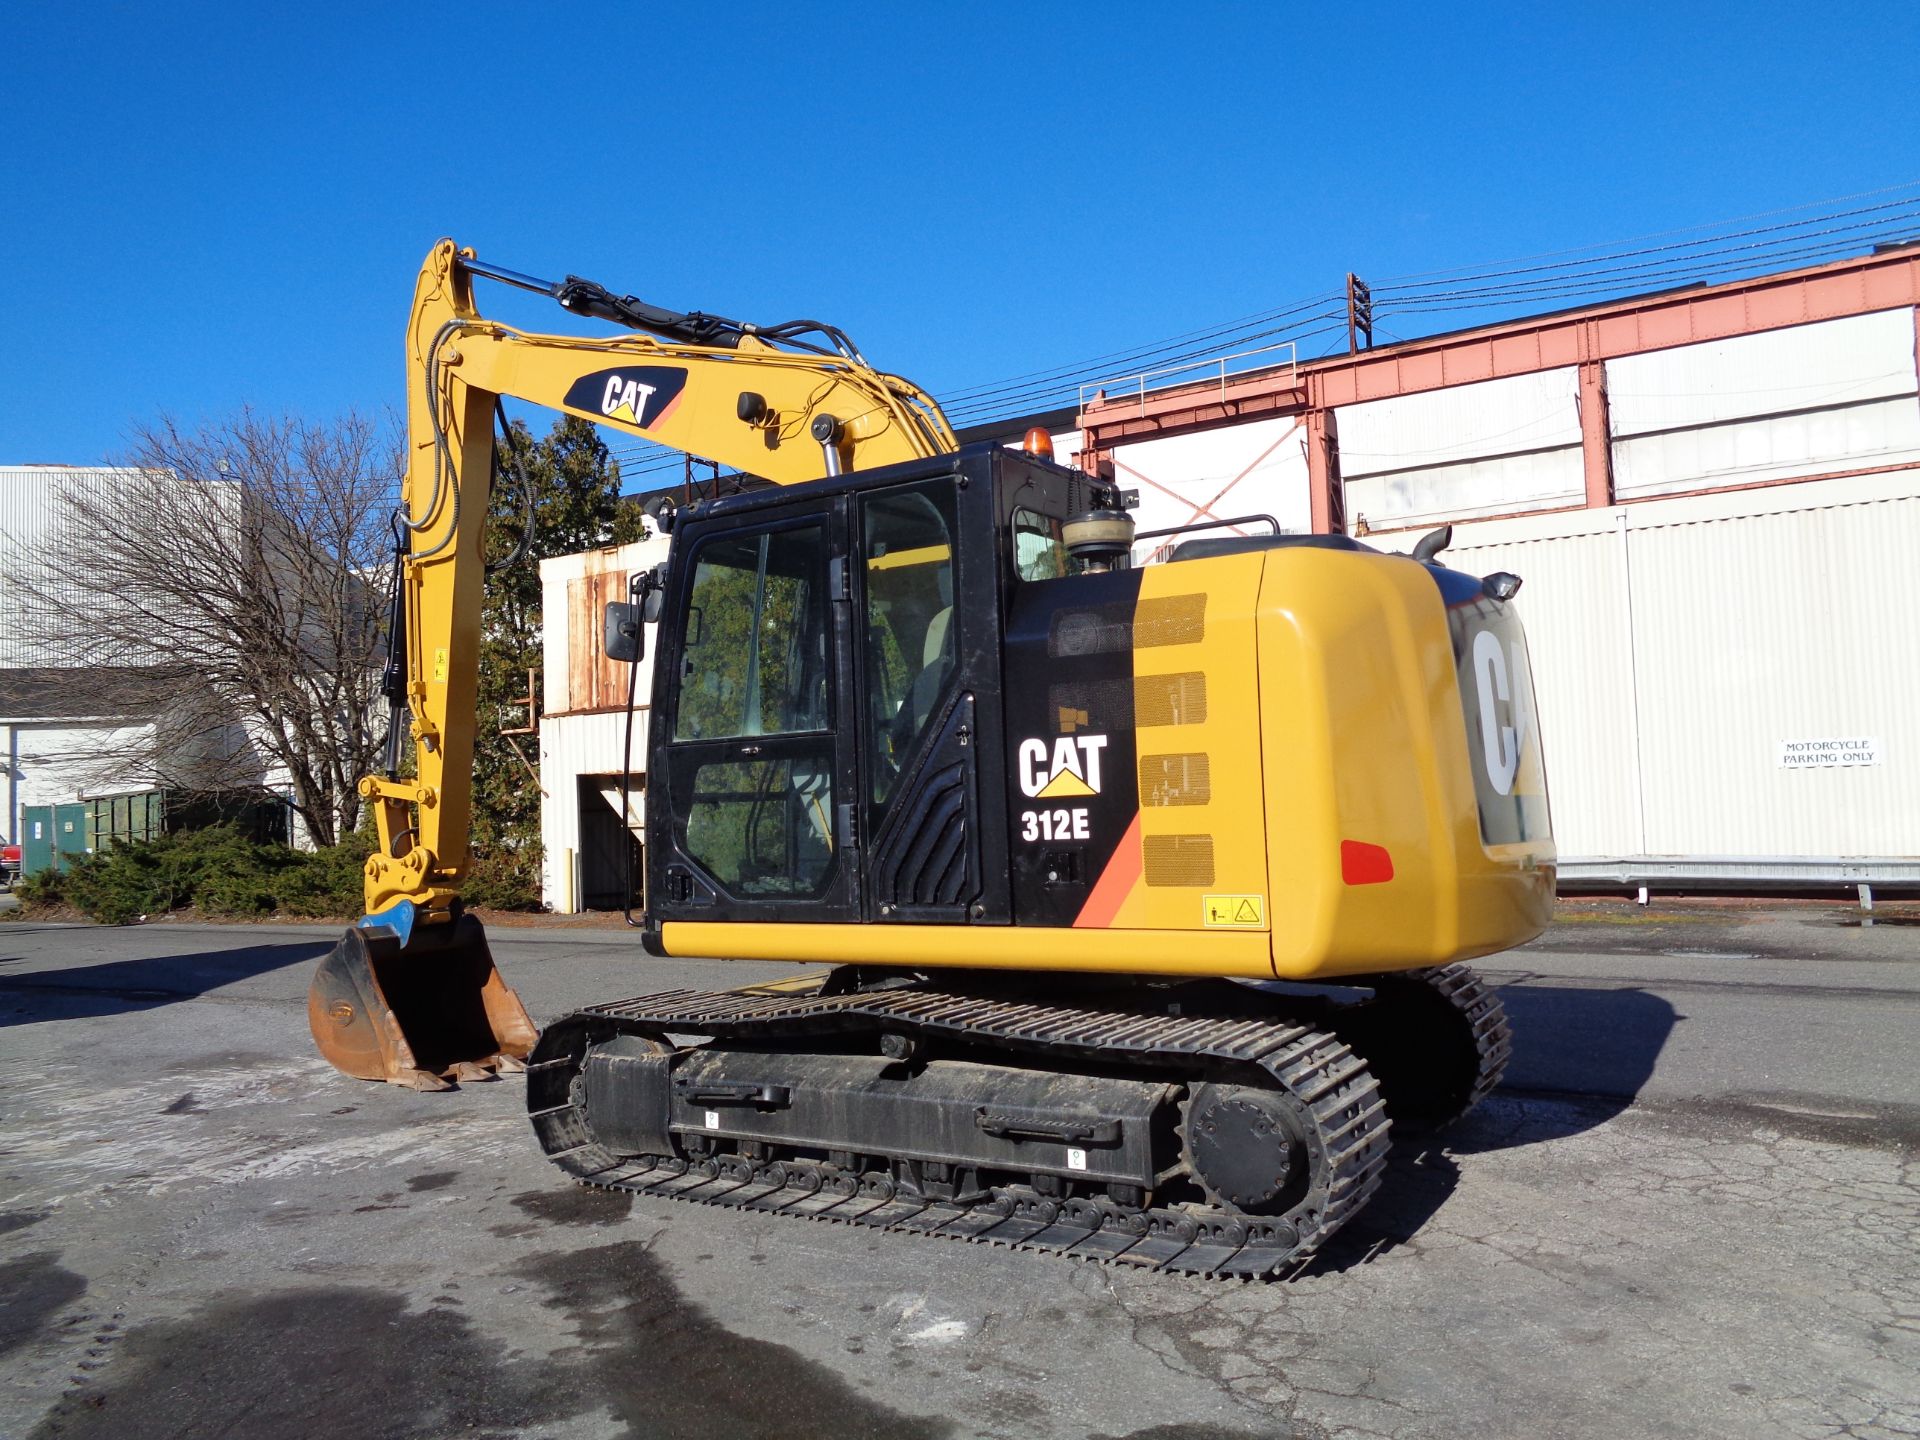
[307,912,538,1091]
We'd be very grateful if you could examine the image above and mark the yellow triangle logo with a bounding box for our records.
[1036,768,1095,799]
[607,402,638,424]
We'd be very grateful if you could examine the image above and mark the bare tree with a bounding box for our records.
[19,410,399,847]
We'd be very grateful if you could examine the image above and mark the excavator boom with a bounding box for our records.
[310,240,956,1089]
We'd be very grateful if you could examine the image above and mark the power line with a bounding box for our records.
[1372,208,1920,305]
[566,183,1920,443]
[1372,178,1920,284]
[938,184,1920,429]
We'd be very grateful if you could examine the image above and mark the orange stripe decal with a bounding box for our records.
[648,390,685,431]
[1074,813,1143,928]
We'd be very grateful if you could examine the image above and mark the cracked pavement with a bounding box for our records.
[2,902,1916,1439]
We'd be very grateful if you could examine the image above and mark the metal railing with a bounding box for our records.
[1078,342,1299,418]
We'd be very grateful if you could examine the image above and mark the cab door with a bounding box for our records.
[648,499,860,924]
[853,473,1006,923]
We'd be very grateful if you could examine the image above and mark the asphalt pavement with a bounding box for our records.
[1,902,1916,1440]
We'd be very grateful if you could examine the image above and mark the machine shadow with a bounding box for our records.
[1306,982,1680,1276]
[1470,982,1682,1146]
[0,940,331,1028]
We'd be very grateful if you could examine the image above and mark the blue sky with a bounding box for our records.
[4,2,1917,471]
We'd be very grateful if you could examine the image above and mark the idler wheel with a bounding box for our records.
[1182,1082,1311,1216]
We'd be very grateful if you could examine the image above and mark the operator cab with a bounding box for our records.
[621,444,1116,945]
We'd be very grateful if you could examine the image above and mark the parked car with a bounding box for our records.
[1,841,21,887]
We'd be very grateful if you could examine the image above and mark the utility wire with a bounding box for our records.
[1372,210,1920,306]
[1372,178,1920,284]
[1379,226,1920,318]
[936,291,1344,407]
[937,183,1920,429]
[587,183,1920,442]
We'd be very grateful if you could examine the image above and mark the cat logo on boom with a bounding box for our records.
[561,366,689,431]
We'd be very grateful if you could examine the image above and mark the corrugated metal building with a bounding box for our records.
[0,466,149,669]
[1436,472,1916,885]
[1071,248,1920,891]
[537,534,671,911]
[536,247,1920,905]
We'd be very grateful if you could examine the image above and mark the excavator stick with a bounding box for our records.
[307,912,538,1092]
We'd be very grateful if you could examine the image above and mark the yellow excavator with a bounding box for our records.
[308,240,1554,1276]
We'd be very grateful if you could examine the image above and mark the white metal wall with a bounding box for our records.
[537,536,668,911]
[0,468,132,667]
[538,709,652,911]
[1609,309,1920,499]
[1338,369,1584,531]
[2,719,158,845]
[1110,417,1313,560]
[1438,471,1920,864]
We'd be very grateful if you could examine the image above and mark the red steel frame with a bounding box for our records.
[1078,248,1920,532]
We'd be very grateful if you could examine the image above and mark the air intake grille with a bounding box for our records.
[1143,834,1215,887]
[1048,677,1135,733]
[1134,672,1207,727]
[1134,594,1206,647]
[1140,753,1211,807]
[1048,602,1133,658]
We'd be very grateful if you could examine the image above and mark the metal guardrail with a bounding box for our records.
[1078,342,1298,418]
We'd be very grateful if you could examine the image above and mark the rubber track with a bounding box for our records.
[1390,963,1513,1123]
[527,984,1392,1279]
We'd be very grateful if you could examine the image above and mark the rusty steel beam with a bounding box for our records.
[1080,247,1920,456]
[1079,369,1309,448]
[1305,405,1342,535]
[1577,360,1614,509]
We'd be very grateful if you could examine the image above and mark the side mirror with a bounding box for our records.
[641,562,668,623]
[604,601,644,663]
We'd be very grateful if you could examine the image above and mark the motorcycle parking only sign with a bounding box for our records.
[1778,737,1882,769]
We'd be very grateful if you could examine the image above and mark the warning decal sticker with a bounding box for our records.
[1202,894,1265,929]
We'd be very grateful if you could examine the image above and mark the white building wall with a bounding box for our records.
[1110,417,1313,562]
[1434,471,1920,867]
[0,467,164,667]
[1608,309,1920,498]
[538,710,654,911]
[1624,481,1918,857]
[537,535,670,912]
[3,718,158,845]
[1339,369,1585,531]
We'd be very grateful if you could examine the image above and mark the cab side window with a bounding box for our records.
[861,482,958,807]
[671,522,836,898]
[1012,507,1068,581]
[673,526,828,741]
